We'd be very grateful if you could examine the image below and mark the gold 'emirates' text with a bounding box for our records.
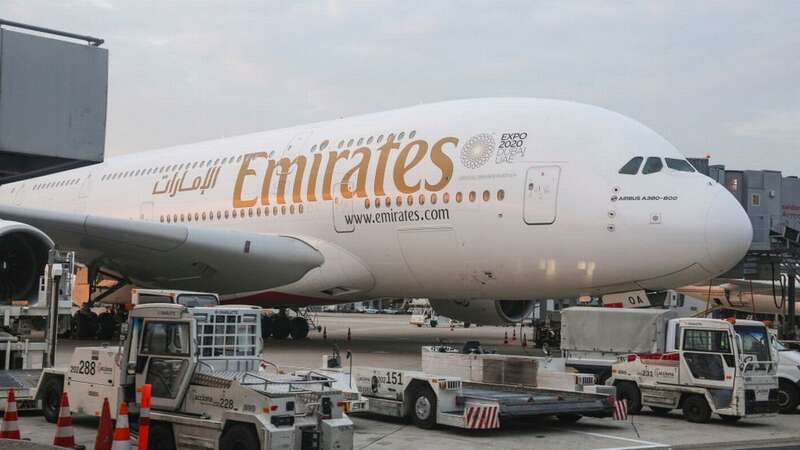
[232,135,458,207]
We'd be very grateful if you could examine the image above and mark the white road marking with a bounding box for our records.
[566,430,669,450]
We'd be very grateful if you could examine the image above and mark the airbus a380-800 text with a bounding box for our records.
[0,98,752,337]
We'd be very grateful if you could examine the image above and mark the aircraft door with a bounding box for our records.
[76,173,93,214]
[12,183,26,206]
[523,166,560,225]
[135,318,196,411]
[332,181,355,233]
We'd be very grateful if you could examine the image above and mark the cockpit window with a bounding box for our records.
[665,158,696,173]
[641,157,663,175]
[618,157,643,175]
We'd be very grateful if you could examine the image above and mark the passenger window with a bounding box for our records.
[665,158,696,173]
[641,157,663,175]
[618,157,643,175]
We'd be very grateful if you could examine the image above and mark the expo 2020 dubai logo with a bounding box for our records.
[460,133,495,169]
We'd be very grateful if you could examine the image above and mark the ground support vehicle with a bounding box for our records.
[607,317,779,423]
[561,307,681,383]
[314,345,620,430]
[771,336,800,412]
[289,352,369,416]
[0,250,72,340]
[34,302,354,450]
[0,250,74,411]
[531,319,560,349]
[409,307,439,328]
[0,330,43,411]
[419,343,606,392]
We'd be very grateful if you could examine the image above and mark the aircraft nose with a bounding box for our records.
[703,189,752,276]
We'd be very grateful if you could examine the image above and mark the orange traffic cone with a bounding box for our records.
[138,385,152,450]
[512,328,516,341]
[0,388,20,439]
[346,328,351,341]
[53,392,76,448]
[111,402,131,450]
[94,398,113,450]
[504,331,508,345]
[323,327,327,339]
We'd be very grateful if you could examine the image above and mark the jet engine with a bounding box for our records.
[0,220,54,303]
[429,299,534,326]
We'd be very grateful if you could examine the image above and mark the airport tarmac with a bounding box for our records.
[14,313,800,450]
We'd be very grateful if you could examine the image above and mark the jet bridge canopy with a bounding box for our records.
[0,20,107,184]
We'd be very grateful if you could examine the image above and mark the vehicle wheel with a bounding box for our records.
[777,379,800,413]
[261,315,273,339]
[409,385,437,429]
[219,423,260,450]
[650,407,671,416]
[682,395,711,423]
[148,422,176,450]
[97,312,116,340]
[41,377,64,423]
[556,413,582,424]
[719,414,741,424]
[272,315,291,340]
[615,382,642,414]
[289,317,310,340]
[429,319,438,328]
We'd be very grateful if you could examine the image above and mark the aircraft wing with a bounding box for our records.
[714,278,786,295]
[0,205,324,295]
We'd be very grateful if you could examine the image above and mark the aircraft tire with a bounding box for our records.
[97,312,116,340]
[261,315,273,339]
[76,310,99,339]
[272,315,291,340]
[289,317,309,340]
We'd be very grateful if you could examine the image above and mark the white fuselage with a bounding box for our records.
[0,98,752,306]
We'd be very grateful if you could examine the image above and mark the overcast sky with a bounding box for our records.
[2,1,798,174]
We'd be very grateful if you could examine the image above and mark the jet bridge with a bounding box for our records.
[0,19,107,184]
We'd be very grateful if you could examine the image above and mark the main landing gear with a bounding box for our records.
[261,309,318,340]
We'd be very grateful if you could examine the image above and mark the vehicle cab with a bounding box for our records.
[37,301,355,450]
[609,317,779,422]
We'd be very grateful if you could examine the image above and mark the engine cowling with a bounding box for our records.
[429,299,534,326]
[0,220,54,303]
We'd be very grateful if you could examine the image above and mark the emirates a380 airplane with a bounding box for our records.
[0,98,752,338]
